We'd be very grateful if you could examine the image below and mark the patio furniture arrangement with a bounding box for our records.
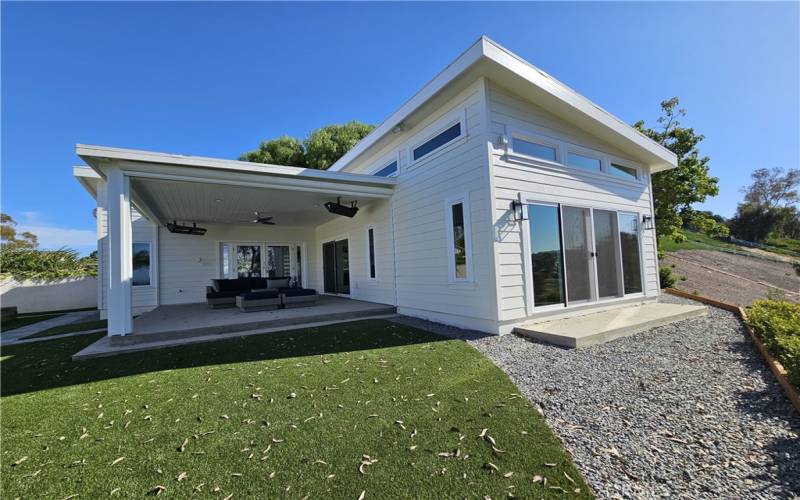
[206,277,318,312]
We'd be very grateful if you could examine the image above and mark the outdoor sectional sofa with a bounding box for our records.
[205,277,318,312]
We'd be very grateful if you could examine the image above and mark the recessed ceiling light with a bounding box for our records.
[215,199,223,203]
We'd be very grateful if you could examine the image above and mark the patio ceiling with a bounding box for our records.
[76,144,396,227]
[131,177,376,226]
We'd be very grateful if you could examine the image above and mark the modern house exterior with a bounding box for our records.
[74,36,677,338]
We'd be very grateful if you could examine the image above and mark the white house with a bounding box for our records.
[74,36,677,339]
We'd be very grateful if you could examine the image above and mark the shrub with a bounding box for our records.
[746,300,800,387]
[659,266,676,288]
[0,247,97,281]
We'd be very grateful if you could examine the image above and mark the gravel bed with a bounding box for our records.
[393,296,800,499]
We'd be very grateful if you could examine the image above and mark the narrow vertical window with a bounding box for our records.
[367,228,376,279]
[132,242,151,286]
[451,203,467,279]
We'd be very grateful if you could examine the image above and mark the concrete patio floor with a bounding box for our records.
[73,296,397,360]
[514,302,708,348]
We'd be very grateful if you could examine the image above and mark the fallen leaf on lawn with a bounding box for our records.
[532,475,543,483]
[410,429,418,438]
[564,472,575,484]
[483,462,499,473]
[79,432,89,440]
[223,495,233,500]
[12,456,28,466]
[267,472,276,480]
[272,438,284,443]
[313,460,327,465]
[504,472,514,478]
[110,487,121,495]
[178,438,189,452]
[176,472,187,482]
[61,495,78,500]
[326,474,335,480]
[357,491,366,500]
[110,457,125,466]
[543,463,556,467]
[549,486,566,492]
[231,473,242,477]
[492,446,506,455]
[147,485,166,496]
[220,415,229,420]
[409,445,417,451]
[485,435,497,446]
[193,483,205,492]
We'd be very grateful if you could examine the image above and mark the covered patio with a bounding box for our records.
[74,144,397,339]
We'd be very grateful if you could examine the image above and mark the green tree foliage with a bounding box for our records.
[304,121,375,170]
[240,121,375,170]
[634,98,726,242]
[729,203,783,242]
[239,136,306,167]
[1,213,38,249]
[1,247,97,281]
[730,167,800,241]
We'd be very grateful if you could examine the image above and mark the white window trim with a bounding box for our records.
[445,193,474,283]
[507,127,563,164]
[368,151,400,177]
[365,225,377,281]
[565,143,604,173]
[132,241,152,287]
[519,192,647,316]
[407,107,467,167]
[504,127,646,186]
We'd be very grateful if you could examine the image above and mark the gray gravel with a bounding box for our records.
[394,296,800,499]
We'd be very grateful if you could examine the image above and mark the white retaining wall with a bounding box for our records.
[1,277,98,313]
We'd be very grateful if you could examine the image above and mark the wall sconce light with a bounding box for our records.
[510,193,526,222]
[642,215,654,230]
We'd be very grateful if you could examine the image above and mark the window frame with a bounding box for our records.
[368,151,400,178]
[444,193,474,283]
[408,108,467,167]
[507,128,562,165]
[504,127,646,185]
[365,225,377,280]
[131,241,152,287]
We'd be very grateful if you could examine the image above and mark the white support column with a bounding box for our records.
[106,167,133,335]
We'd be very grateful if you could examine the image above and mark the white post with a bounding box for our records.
[106,167,133,335]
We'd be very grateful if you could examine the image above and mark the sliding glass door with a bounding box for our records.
[527,202,644,309]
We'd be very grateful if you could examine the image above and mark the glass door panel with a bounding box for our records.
[266,245,291,278]
[528,204,565,307]
[562,206,593,303]
[593,210,622,298]
[618,213,643,294]
[236,245,262,278]
[335,239,350,294]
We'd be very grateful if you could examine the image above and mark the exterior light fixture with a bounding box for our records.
[510,193,526,222]
[166,221,207,235]
[642,214,654,230]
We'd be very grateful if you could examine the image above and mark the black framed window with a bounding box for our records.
[367,228,376,278]
[413,123,461,161]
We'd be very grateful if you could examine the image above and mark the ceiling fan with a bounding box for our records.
[251,211,275,225]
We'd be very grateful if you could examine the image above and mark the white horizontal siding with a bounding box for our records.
[158,224,317,305]
[488,80,660,322]
[314,198,396,306]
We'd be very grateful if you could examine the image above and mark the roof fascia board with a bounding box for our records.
[73,166,100,199]
[329,36,676,172]
[76,144,396,187]
[122,162,394,199]
[327,37,485,172]
[480,39,677,168]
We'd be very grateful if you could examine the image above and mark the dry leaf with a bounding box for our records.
[178,438,189,452]
[12,456,28,466]
[357,491,366,500]
[147,485,166,496]
[110,457,125,466]
[110,487,121,495]
[504,472,514,478]
[176,472,188,482]
[564,472,575,484]
[483,462,499,473]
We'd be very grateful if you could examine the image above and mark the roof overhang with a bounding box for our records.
[75,144,395,226]
[329,36,677,173]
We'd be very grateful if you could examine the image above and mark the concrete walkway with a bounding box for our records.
[1,310,98,346]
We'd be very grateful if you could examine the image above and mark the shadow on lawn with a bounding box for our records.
[1,319,448,397]
[726,320,800,495]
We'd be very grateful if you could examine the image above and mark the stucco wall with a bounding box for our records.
[1,277,98,313]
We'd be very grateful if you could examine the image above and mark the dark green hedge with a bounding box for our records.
[747,300,800,387]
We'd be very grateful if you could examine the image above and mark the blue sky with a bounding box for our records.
[2,2,798,254]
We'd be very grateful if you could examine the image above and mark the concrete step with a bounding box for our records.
[514,302,708,348]
[110,306,397,347]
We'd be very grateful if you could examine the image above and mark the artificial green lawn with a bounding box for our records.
[1,320,591,499]
[0,313,62,333]
[23,319,107,339]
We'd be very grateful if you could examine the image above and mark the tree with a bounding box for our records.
[304,121,375,170]
[634,98,726,241]
[741,167,800,209]
[239,136,306,167]
[1,213,38,249]
[729,203,783,242]
[240,121,375,170]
